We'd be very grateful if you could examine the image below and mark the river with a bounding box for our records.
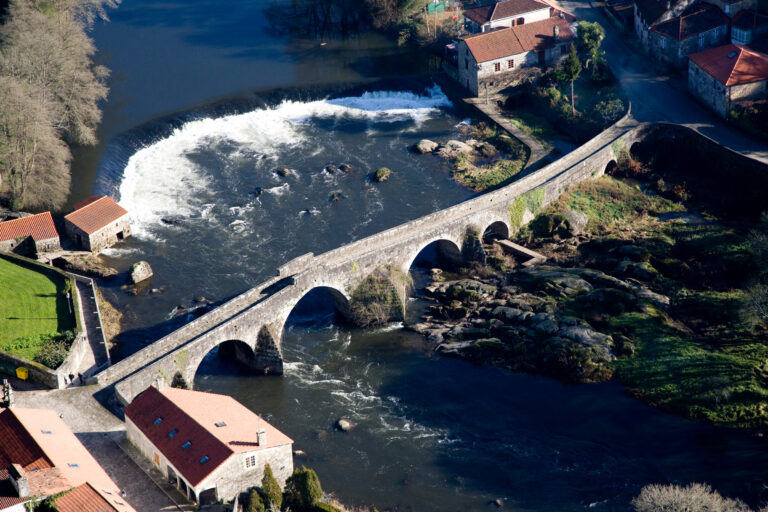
[80,1,768,510]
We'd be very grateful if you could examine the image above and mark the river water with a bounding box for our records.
[81,1,768,510]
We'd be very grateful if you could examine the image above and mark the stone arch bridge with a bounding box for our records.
[96,114,651,405]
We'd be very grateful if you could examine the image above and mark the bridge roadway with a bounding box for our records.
[95,110,654,404]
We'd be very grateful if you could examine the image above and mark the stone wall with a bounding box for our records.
[89,214,132,253]
[648,25,728,68]
[688,59,728,116]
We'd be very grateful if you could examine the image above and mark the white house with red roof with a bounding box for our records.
[0,212,60,256]
[124,382,294,505]
[0,407,136,512]
[688,43,768,116]
[64,196,131,253]
[457,14,575,95]
[463,0,555,33]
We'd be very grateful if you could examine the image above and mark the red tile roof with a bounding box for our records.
[689,43,768,85]
[464,0,551,25]
[73,196,105,211]
[0,495,27,509]
[0,408,136,512]
[635,0,688,25]
[652,3,728,41]
[732,9,768,31]
[55,483,119,512]
[462,16,574,62]
[125,386,293,488]
[64,196,128,235]
[0,212,59,243]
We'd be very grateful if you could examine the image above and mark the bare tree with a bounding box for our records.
[632,483,753,512]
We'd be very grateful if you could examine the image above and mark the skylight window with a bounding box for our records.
[727,51,737,58]
[168,429,178,438]
[182,441,192,450]
[153,417,163,426]
[215,422,227,427]
[68,463,79,468]
[41,430,52,434]
[200,456,209,464]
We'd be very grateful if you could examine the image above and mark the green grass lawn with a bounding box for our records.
[507,110,559,148]
[0,256,75,360]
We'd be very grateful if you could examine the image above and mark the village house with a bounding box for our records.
[0,407,136,512]
[731,9,768,45]
[63,196,130,253]
[457,15,575,96]
[124,382,294,505]
[647,3,730,67]
[634,0,697,47]
[707,0,757,17]
[688,43,768,116]
[463,0,554,33]
[0,212,60,257]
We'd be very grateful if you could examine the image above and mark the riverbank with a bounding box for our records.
[411,170,768,430]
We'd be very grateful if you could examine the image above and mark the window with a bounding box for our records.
[41,430,52,435]
[561,45,568,56]
[733,28,748,45]
[215,422,227,427]
[508,59,515,69]
[200,456,209,464]
[516,17,525,25]
[245,455,256,469]
[698,34,704,49]
[181,441,192,450]
[465,59,469,70]
[168,429,178,438]
[660,37,666,48]
[494,62,501,72]
[68,463,79,468]
[153,417,163,426]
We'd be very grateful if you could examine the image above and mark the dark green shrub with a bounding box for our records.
[32,331,75,369]
[261,463,282,511]
[284,466,323,512]
[247,489,265,512]
[171,371,188,389]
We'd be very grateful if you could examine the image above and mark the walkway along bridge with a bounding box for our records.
[92,111,764,405]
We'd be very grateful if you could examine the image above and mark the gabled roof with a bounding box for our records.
[652,3,728,41]
[689,43,768,85]
[635,0,689,26]
[55,483,120,512]
[0,212,59,243]
[64,196,128,235]
[124,386,293,488]
[462,15,574,62]
[463,0,551,25]
[0,408,135,512]
[732,9,768,31]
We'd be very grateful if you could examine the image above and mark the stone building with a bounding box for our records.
[124,383,294,505]
[688,43,768,116]
[64,196,130,253]
[707,0,757,17]
[0,407,136,512]
[463,0,554,33]
[457,15,575,96]
[0,212,60,256]
[634,0,697,47]
[648,3,730,68]
[731,9,768,44]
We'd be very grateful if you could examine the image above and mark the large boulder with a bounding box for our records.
[130,260,153,285]
[413,139,439,154]
[373,168,391,182]
[436,140,474,159]
[562,210,589,236]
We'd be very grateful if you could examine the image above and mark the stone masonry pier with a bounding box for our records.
[95,112,660,405]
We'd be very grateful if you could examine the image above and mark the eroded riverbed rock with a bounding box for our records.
[130,260,153,285]
[413,139,439,154]
[373,168,391,182]
[436,140,474,159]
[335,418,355,432]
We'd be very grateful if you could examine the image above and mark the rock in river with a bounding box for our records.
[130,260,153,285]
[413,139,438,154]
[335,418,355,432]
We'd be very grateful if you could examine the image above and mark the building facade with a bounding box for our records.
[731,9,768,44]
[64,196,131,253]
[463,0,553,33]
[124,383,294,505]
[457,16,575,96]
[647,3,730,67]
[0,212,60,256]
[688,43,768,116]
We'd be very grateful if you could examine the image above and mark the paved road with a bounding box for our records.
[74,279,111,377]
[555,0,768,164]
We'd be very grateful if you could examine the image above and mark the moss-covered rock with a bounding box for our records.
[373,167,391,182]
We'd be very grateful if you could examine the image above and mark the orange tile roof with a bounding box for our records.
[125,386,293,488]
[689,43,768,86]
[0,409,53,472]
[73,196,105,211]
[0,212,59,243]
[0,408,137,512]
[651,3,728,41]
[464,0,551,25]
[462,16,574,63]
[64,196,128,235]
[55,483,119,512]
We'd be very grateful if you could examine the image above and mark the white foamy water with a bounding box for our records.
[118,86,452,239]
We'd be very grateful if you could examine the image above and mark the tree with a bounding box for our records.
[562,44,581,116]
[171,372,188,389]
[632,483,753,512]
[742,212,768,327]
[284,467,323,512]
[261,463,282,511]
[246,489,265,512]
[577,21,606,73]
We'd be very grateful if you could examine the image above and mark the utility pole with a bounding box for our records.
[485,83,489,105]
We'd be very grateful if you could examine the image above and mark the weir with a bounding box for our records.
[93,110,768,406]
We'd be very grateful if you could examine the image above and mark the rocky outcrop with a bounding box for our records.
[130,260,153,285]
[436,140,474,159]
[373,168,391,182]
[412,139,439,154]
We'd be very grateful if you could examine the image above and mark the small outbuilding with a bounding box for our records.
[0,212,60,256]
[64,196,130,253]
[688,43,768,116]
[124,383,294,505]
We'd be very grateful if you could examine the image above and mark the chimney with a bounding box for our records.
[257,429,267,446]
[9,464,29,498]
[553,25,560,40]
[153,375,166,391]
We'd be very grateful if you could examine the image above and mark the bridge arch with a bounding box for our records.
[404,238,463,273]
[482,220,511,242]
[190,339,260,387]
[605,159,618,175]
